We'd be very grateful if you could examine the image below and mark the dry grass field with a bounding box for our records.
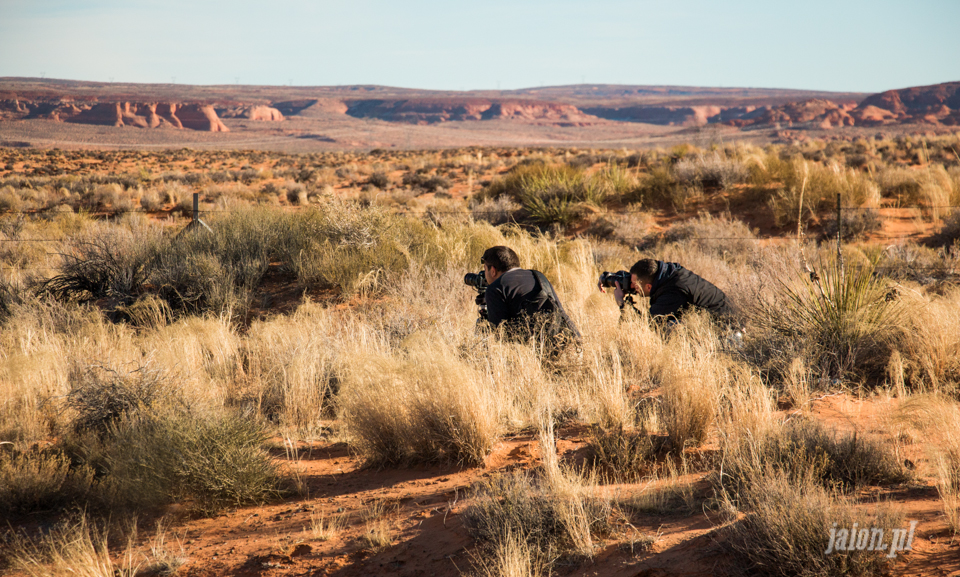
[1,134,960,576]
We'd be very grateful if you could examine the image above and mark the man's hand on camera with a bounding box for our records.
[613,281,626,308]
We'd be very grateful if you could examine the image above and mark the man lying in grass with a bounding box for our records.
[599,258,733,327]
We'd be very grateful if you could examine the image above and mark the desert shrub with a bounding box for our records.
[585,424,659,481]
[39,223,158,304]
[481,164,602,227]
[632,165,679,208]
[402,172,451,192]
[592,165,639,198]
[65,363,173,435]
[657,319,728,449]
[0,447,94,518]
[930,209,960,245]
[718,418,907,499]
[886,288,960,390]
[472,529,547,577]
[464,470,611,568]
[338,344,499,466]
[674,151,749,190]
[3,516,142,577]
[368,171,390,189]
[285,183,308,205]
[469,195,520,226]
[726,469,902,577]
[749,156,879,227]
[465,473,564,566]
[868,242,955,284]
[138,187,162,211]
[0,185,23,212]
[279,201,430,296]
[754,260,902,381]
[638,212,757,263]
[821,208,883,241]
[242,307,340,431]
[584,208,655,247]
[895,396,960,533]
[82,409,280,514]
[150,207,278,314]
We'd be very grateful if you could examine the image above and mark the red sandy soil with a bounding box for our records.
[83,393,951,577]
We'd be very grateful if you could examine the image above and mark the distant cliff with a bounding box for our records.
[344,98,597,125]
[0,99,234,131]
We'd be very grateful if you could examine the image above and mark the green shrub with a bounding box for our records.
[84,409,280,514]
[481,164,602,228]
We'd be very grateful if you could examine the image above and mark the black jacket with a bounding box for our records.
[634,261,732,324]
[486,268,581,344]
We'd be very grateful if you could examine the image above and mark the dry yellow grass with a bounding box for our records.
[3,139,960,573]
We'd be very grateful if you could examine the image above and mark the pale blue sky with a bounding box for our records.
[1,0,957,92]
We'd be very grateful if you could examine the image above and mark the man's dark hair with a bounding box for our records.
[630,259,660,283]
[482,246,520,272]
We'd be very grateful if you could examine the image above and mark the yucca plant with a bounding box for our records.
[761,259,902,381]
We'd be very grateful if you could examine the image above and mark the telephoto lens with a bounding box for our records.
[599,270,634,293]
[464,270,487,289]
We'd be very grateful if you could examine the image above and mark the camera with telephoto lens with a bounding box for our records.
[599,270,635,294]
[464,270,489,321]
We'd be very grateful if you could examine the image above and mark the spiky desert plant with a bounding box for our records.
[758,259,902,381]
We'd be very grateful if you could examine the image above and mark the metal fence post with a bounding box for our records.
[836,193,844,271]
[176,192,212,237]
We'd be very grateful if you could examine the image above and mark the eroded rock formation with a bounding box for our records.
[0,98,230,131]
[583,105,722,126]
[218,105,284,121]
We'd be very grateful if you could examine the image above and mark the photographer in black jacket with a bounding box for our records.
[481,246,581,351]
[599,258,732,326]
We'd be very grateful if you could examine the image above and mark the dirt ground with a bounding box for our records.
[101,393,953,577]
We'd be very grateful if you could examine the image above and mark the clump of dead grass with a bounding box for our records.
[338,342,500,467]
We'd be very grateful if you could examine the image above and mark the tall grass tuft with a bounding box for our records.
[725,469,902,577]
[895,395,960,533]
[3,516,142,577]
[718,418,907,499]
[338,343,500,466]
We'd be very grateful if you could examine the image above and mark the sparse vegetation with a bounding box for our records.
[1,137,959,575]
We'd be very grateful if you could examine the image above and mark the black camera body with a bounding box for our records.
[464,270,489,321]
[599,270,635,294]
